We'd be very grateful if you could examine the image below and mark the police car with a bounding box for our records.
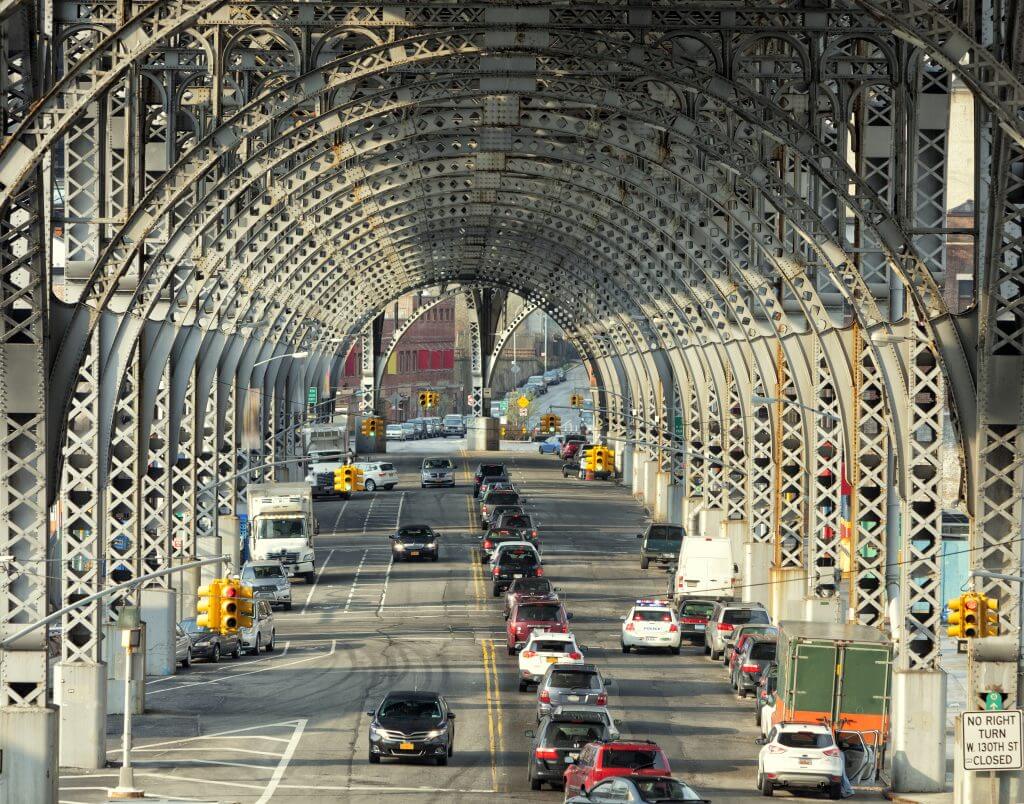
[620,599,682,654]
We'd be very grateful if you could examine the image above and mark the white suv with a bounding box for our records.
[517,631,583,691]
[353,461,399,492]
[620,599,681,655]
[756,723,844,799]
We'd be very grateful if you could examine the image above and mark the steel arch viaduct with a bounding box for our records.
[0,2,1021,800]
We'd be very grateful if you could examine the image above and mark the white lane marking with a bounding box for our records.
[255,717,307,804]
[103,723,299,753]
[302,547,335,613]
[275,784,497,793]
[375,491,404,615]
[361,495,378,533]
[344,549,370,613]
[131,746,284,757]
[148,642,336,696]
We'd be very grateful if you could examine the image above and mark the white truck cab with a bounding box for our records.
[247,483,318,582]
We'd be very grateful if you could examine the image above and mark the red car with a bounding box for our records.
[506,597,571,655]
[727,632,761,678]
[561,440,583,461]
[503,576,556,619]
[563,739,672,798]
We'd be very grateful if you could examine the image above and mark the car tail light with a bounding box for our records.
[536,568,544,576]
[492,567,500,576]
[661,614,672,622]
[668,624,679,632]
[717,623,734,632]
[539,691,550,703]
[823,748,840,758]
[624,622,635,632]
[535,748,559,760]
[568,651,582,660]
[596,693,607,705]
[679,616,705,624]
[531,530,538,538]
[483,540,493,549]
[767,744,787,754]
[521,650,536,659]
[742,663,759,673]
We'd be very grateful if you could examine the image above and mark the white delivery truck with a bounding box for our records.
[303,424,350,498]
[672,536,738,598]
[247,483,318,582]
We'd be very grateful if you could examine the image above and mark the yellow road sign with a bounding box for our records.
[517,395,530,409]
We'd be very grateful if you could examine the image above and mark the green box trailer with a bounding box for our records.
[773,621,893,748]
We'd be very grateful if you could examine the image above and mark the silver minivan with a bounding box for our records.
[239,599,276,655]
[421,457,456,487]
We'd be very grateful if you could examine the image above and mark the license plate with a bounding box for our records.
[568,695,581,702]
[513,573,524,578]
[566,753,579,762]
[547,656,558,663]
[400,742,414,751]
[799,758,811,766]
[695,624,705,631]
[410,551,419,556]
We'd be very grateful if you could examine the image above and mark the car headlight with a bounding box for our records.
[394,542,406,550]
[302,550,314,562]
[425,726,448,740]
[426,541,437,549]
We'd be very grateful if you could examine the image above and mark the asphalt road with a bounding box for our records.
[59,440,793,803]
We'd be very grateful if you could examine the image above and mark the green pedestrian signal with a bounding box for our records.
[985,692,1003,711]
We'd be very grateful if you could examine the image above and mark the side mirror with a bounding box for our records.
[609,730,620,740]
[365,710,375,716]
[755,737,767,745]
[604,677,614,685]
[636,534,644,539]
[567,612,574,620]
[619,615,627,621]
[448,712,456,720]
[524,729,535,739]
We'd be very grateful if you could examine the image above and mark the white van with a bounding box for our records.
[353,461,400,492]
[672,537,737,598]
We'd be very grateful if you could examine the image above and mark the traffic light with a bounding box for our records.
[570,394,583,407]
[540,414,561,434]
[334,465,362,492]
[418,390,430,407]
[228,579,254,630]
[948,592,982,638]
[981,594,999,636]
[197,580,223,631]
[593,446,608,473]
[220,581,240,632]
[361,416,383,437]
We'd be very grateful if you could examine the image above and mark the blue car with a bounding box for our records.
[538,436,563,455]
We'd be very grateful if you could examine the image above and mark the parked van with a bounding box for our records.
[672,537,737,598]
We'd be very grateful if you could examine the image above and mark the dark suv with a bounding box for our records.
[526,714,611,791]
[473,463,507,497]
[731,635,777,697]
[637,523,684,569]
[367,690,456,765]
[492,546,542,596]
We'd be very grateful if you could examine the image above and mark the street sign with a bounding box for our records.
[307,386,318,406]
[517,395,530,409]
[961,710,1023,771]
[987,692,1004,711]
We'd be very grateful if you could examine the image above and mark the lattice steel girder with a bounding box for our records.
[375,291,453,389]
[486,300,539,388]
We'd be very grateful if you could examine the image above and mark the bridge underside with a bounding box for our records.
[0,1,1021,799]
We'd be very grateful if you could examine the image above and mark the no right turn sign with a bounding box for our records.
[962,710,1023,771]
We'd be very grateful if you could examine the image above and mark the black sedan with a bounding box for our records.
[367,690,455,765]
[391,525,440,561]
[179,617,241,663]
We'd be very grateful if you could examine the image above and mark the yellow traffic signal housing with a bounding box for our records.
[220,581,240,632]
[334,465,364,492]
[570,394,582,407]
[197,580,223,631]
[360,418,371,436]
[549,414,561,433]
[230,579,254,630]
[418,390,429,407]
[367,417,381,436]
[982,594,999,636]
[948,592,982,638]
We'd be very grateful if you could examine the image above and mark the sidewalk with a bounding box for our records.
[884,792,953,804]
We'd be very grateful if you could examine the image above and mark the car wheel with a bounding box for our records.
[530,777,542,791]
[492,586,501,597]
[518,680,528,692]
[368,751,380,764]
[538,447,543,454]
[182,647,192,668]
[710,648,721,661]
[266,631,275,652]
[640,556,649,569]
[392,553,401,562]
[671,646,681,656]
[303,572,315,583]
[829,783,842,800]
[507,644,515,656]
[703,641,711,655]
[284,602,292,611]
[431,553,438,562]
[232,643,241,659]
[420,483,426,488]
[252,635,261,656]
[365,479,376,492]
[754,708,762,726]
[479,552,489,564]
[621,642,630,654]
[760,775,773,797]
[738,688,747,699]
[210,643,220,663]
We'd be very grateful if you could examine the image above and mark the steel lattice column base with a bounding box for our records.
[891,670,947,793]
[616,443,633,483]
[198,535,224,587]
[177,561,201,621]
[141,588,176,677]
[769,567,805,622]
[219,516,241,575]
[468,417,500,451]
[801,596,841,623]
[55,661,106,769]
[0,703,57,803]
[662,483,685,525]
[742,542,772,604]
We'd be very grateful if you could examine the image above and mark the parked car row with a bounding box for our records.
[632,525,850,801]
[385,414,468,441]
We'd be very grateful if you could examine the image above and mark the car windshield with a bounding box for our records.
[548,724,603,747]
[680,601,714,618]
[737,625,777,637]
[532,639,573,653]
[519,604,561,621]
[484,492,519,506]
[423,459,453,469]
[646,525,684,549]
[255,519,305,540]
[180,618,211,635]
[513,578,552,595]
[479,465,505,477]
[397,527,433,540]
[502,515,532,529]
[750,642,777,660]
[380,698,442,719]
[549,670,600,690]
[499,552,539,569]
[633,778,701,801]
[443,415,461,424]
[246,565,284,579]
[778,731,834,749]
[723,608,770,625]
[633,609,673,622]
[602,749,668,770]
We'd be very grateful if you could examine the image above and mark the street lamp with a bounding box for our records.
[253,350,308,368]
[750,394,839,423]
